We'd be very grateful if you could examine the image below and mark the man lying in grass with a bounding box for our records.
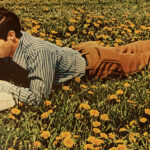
[0,7,150,110]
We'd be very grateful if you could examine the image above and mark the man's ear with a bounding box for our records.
[7,30,16,41]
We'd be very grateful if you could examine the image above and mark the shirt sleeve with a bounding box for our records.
[0,50,57,104]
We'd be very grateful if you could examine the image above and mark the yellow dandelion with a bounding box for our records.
[145,108,150,115]
[80,84,88,89]
[88,90,94,95]
[93,128,101,134]
[117,144,127,150]
[11,108,21,115]
[73,134,80,138]
[88,31,94,36]
[19,102,23,107]
[129,133,136,143]
[40,32,46,37]
[100,114,109,121]
[8,148,15,150]
[62,86,70,91]
[75,113,84,119]
[33,141,41,148]
[124,83,130,88]
[129,120,137,126]
[134,30,142,34]
[92,138,104,146]
[68,26,75,32]
[66,32,71,37]
[69,18,78,23]
[79,103,90,110]
[75,77,81,83]
[109,133,115,140]
[109,94,118,100]
[127,100,135,104]
[87,136,96,143]
[93,22,99,28]
[140,25,147,30]
[63,137,74,148]
[84,24,90,28]
[94,147,101,150]
[90,109,99,117]
[100,132,108,139]
[53,140,58,147]
[84,144,93,150]
[9,113,16,120]
[41,112,49,119]
[140,117,147,123]
[116,99,121,103]
[116,139,123,144]
[40,131,51,139]
[143,132,148,136]
[56,40,62,47]
[51,30,58,34]
[114,43,119,47]
[91,85,98,89]
[119,128,127,132]
[111,18,116,21]
[116,90,123,95]
[45,100,51,106]
[76,17,81,20]
[115,39,122,43]
[86,19,91,23]
[60,131,71,138]
[97,20,102,24]
[109,147,118,150]
[92,121,101,127]
[48,109,53,114]
[98,16,104,19]
[56,136,63,140]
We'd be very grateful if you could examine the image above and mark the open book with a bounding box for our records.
[0,92,15,111]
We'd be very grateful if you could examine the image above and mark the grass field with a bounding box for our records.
[0,0,150,149]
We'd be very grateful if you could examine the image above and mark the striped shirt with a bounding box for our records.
[0,31,86,104]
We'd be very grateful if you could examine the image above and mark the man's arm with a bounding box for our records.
[0,50,57,104]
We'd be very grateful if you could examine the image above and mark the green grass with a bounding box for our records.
[0,0,150,149]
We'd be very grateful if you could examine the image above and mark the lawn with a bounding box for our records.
[0,0,150,149]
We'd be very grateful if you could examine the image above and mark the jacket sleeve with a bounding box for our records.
[0,50,57,104]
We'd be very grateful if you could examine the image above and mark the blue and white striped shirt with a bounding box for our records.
[0,32,86,104]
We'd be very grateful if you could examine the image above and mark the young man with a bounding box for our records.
[0,7,150,106]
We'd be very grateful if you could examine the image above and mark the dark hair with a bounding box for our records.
[0,7,22,40]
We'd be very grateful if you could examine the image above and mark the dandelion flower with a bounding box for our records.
[68,26,75,32]
[62,86,70,91]
[40,131,51,139]
[140,117,147,123]
[88,90,94,95]
[91,85,98,89]
[63,137,74,148]
[109,133,115,139]
[9,113,16,120]
[33,141,41,148]
[51,30,58,34]
[48,109,53,114]
[87,136,96,143]
[129,120,137,126]
[145,109,150,115]
[8,148,15,150]
[119,128,127,132]
[100,114,109,121]
[116,90,123,95]
[45,100,51,106]
[79,103,90,110]
[11,108,21,115]
[124,83,130,88]
[93,128,101,134]
[117,144,127,150]
[100,132,108,139]
[56,40,62,47]
[80,84,88,89]
[90,109,99,117]
[84,144,93,150]
[92,121,101,127]
[143,132,148,136]
[109,94,118,100]
[41,112,50,119]
[116,139,123,144]
[109,147,118,150]
[92,138,104,146]
[56,136,63,140]
[60,131,71,138]
[75,113,84,119]
[75,77,81,83]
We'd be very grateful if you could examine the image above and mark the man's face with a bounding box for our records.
[0,38,12,58]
